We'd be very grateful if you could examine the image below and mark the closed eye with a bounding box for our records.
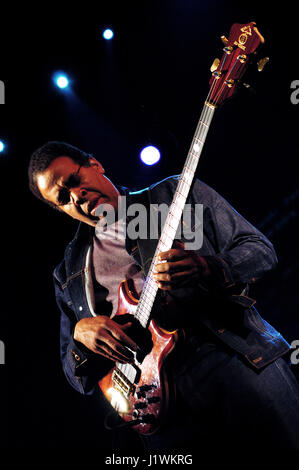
[64,173,81,189]
[56,172,82,205]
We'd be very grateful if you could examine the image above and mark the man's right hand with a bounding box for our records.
[74,316,139,363]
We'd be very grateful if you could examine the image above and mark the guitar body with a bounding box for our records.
[98,279,180,435]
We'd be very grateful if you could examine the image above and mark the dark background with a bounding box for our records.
[1,0,298,450]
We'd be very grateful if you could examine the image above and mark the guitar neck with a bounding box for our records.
[135,102,216,328]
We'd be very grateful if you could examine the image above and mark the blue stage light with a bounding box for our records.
[103,29,114,40]
[56,75,69,89]
[53,73,70,90]
[140,145,161,165]
[0,140,5,152]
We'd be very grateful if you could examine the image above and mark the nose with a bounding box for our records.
[69,187,87,205]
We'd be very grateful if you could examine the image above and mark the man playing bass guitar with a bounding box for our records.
[28,140,299,451]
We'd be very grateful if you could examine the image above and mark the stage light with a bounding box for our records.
[0,140,5,152]
[56,75,69,89]
[53,73,70,90]
[103,29,114,40]
[140,145,161,165]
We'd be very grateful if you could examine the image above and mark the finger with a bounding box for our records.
[153,259,197,278]
[155,269,198,290]
[154,257,195,274]
[96,335,135,362]
[157,248,187,262]
[165,267,198,281]
[154,269,195,283]
[153,272,171,282]
[120,322,133,331]
[104,323,139,351]
[156,282,172,291]
[95,343,134,363]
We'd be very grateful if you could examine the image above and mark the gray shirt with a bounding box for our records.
[93,218,144,316]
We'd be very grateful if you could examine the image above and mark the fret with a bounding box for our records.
[146,284,158,300]
[146,277,157,290]
[160,232,174,247]
[136,305,151,324]
[158,241,170,253]
[136,310,148,324]
[199,119,208,128]
[181,172,194,185]
[189,150,199,164]
[137,303,151,318]
[193,136,204,145]
[168,208,181,224]
[165,219,178,233]
[142,293,154,307]
[136,301,149,315]
[184,157,197,172]
[183,162,195,173]
[140,281,158,302]
[137,306,152,324]
[173,194,185,211]
[177,181,188,197]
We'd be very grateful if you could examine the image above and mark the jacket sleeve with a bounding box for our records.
[189,179,278,293]
[53,269,112,395]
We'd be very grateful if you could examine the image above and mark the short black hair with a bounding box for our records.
[28,141,93,210]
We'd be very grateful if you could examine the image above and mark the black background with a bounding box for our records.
[1,0,298,451]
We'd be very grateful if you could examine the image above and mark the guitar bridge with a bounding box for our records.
[112,367,136,397]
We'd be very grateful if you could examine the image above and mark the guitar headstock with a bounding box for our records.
[207,22,267,107]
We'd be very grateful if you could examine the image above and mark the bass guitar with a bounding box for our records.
[98,22,268,435]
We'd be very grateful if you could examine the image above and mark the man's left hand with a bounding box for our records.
[153,247,211,291]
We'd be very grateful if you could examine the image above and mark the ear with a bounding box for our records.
[88,157,105,174]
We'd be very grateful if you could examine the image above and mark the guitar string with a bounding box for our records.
[135,101,214,318]
[118,85,233,387]
[116,108,215,386]
[136,46,246,324]
[114,40,257,399]
[205,50,228,106]
[212,59,238,106]
[115,51,228,386]
[133,103,214,328]
[211,45,249,107]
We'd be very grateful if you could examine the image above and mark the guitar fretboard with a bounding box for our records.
[135,102,215,328]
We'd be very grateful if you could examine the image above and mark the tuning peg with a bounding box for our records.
[257,57,269,72]
[210,58,220,72]
[210,57,220,72]
[221,35,229,45]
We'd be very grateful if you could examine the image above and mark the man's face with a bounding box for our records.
[36,156,120,227]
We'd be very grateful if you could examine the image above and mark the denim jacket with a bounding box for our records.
[53,176,290,394]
